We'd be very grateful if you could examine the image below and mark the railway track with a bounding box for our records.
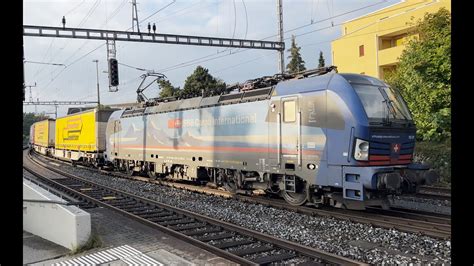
[416,186,451,200]
[23,172,96,209]
[28,150,451,239]
[24,151,364,265]
[233,195,450,239]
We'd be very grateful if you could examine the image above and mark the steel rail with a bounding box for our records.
[28,150,451,239]
[233,195,451,239]
[25,152,365,266]
[142,179,452,239]
[416,186,451,200]
[23,158,255,265]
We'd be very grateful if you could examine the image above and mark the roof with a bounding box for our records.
[342,1,406,24]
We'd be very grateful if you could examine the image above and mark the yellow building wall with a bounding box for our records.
[33,120,50,147]
[332,0,451,79]
[55,110,97,151]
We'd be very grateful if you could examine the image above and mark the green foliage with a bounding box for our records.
[158,79,180,98]
[23,112,49,138]
[413,139,451,184]
[98,104,111,110]
[385,8,451,142]
[318,51,325,68]
[70,230,103,255]
[180,66,227,98]
[286,35,306,74]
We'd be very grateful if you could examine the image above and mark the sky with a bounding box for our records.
[23,0,401,117]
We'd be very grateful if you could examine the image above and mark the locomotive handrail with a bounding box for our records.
[277,112,281,166]
[297,111,302,167]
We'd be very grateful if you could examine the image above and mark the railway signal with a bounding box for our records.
[109,59,119,87]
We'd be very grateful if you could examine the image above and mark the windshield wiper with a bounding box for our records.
[382,99,392,126]
[387,99,410,121]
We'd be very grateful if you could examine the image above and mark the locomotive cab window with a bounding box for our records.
[283,100,296,122]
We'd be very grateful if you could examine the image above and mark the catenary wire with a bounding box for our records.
[36,0,392,100]
[151,0,389,74]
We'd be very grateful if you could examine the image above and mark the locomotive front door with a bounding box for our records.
[279,96,301,170]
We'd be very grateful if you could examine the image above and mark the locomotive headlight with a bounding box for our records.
[354,138,369,161]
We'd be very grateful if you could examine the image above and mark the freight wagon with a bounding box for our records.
[52,108,116,166]
[30,119,55,156]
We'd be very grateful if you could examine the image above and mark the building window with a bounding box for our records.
[359,45,364,57]
[283,100,296,122]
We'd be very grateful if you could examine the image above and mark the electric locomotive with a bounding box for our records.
[104,67,437,210]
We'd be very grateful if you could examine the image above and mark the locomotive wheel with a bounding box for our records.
[282,184,308,206]
[124,163,135,176]
[148,170,157,179]
[282,191,308,206]
[125,168,135,176]
[223,173,238,193]
[224,179,237,193]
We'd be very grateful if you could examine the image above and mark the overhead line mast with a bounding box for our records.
[23,101,98,105]
[277,0,284,74]
[131,0,140,33]
[23,26,284,51]
[23,1,286,97]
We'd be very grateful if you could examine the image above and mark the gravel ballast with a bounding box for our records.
[33,155,451,264]
[390,195,451,215]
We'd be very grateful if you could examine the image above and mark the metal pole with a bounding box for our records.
[93,60,100,107]
[277,0,284,74]
[23,42,25,101]
[132,0,140,33]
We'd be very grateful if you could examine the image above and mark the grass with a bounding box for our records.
[413,139,451,185]
[69,229,103,255]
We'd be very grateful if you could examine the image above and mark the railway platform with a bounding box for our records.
[23,231,69,265]
[25,206,235,265]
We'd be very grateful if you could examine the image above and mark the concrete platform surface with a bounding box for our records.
[34,245,199,265]
[23,231,69,265]
[26,206,236,265]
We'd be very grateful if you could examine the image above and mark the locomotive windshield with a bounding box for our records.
[353,84,412,121]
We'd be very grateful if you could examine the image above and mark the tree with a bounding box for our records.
[286,35,306,74]
[158,79,180,98]
[180,66,227,98]
[318,51,325,68]
[385,8,451,142]
[98,104,111,110]
[23,112,49,144]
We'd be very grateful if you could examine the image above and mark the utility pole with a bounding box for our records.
[131,0,140,33]
[25,83,37,112]
[277,0,284,74]
[93,60,100,107]
[45,104,58,119]
[23,43,25,101]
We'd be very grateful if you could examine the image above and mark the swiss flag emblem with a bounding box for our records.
[392,143,401,153]
[168,119,182,128]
